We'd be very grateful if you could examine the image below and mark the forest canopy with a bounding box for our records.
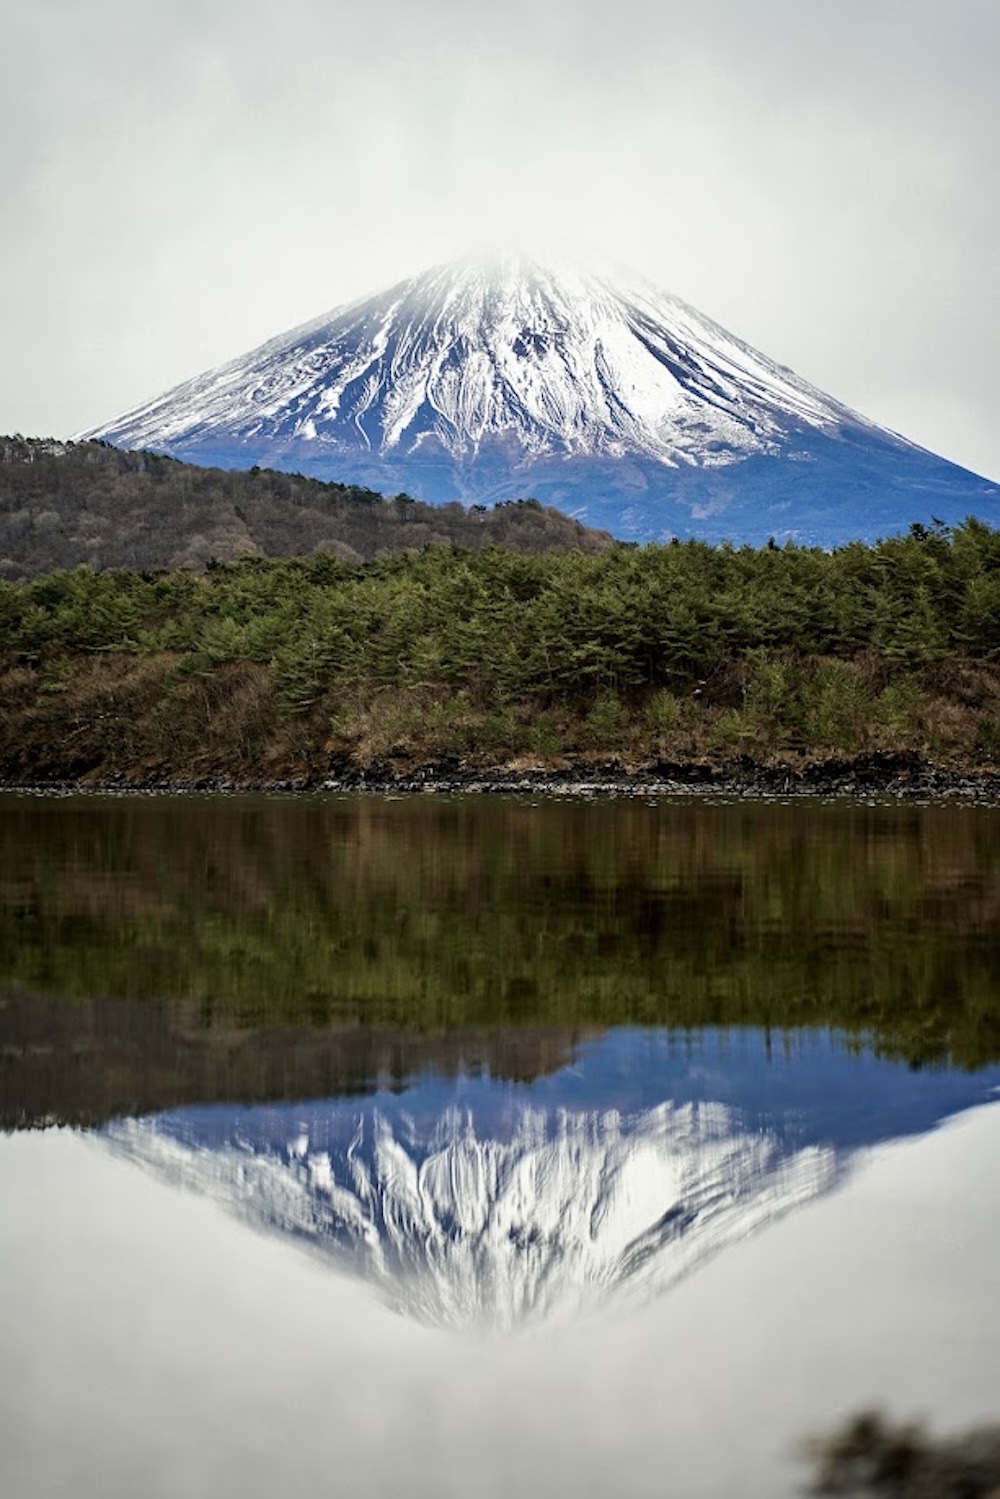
[1,517,998,780]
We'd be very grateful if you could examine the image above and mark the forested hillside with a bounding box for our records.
[1,520,998,782]
[0,436,612,577]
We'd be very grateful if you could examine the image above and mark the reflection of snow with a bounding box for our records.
[104,1099,841,1332]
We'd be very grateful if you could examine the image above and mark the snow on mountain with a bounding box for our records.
[87,256,853,468]
[102,1097,841,1332]
[84,253,998,545]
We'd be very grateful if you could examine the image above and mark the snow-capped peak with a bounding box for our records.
[86,252,857,471]
[83,251,997,545]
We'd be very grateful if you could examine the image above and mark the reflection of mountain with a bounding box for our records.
[101,1031,1000,1331]
[107,1099,839,1331]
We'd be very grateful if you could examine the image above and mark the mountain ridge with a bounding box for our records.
[0,434,612,579]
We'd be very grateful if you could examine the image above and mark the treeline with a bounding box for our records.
[0,435,612,577]
[1,519,999,778]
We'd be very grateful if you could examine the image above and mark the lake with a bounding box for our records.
[1,792,998,1497]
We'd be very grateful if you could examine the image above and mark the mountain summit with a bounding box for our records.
[86,254,997,544]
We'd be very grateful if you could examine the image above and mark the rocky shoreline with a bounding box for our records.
[3,752,1000,802]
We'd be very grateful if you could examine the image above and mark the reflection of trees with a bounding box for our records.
[802,1410,1000,1497]
[0,991,595,1129]
[1,798,998,1078]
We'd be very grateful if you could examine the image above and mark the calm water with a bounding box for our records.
[1,793,999,1496]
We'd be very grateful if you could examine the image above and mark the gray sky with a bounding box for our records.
[4,0,998,479]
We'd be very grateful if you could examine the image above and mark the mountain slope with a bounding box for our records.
[85,255,998,546]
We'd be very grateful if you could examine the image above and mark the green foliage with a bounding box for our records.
[974,716,1000,762]
[2,520,1000,774]
[645,688,682,734]
[802,660,873,752]
[581,693,630,750]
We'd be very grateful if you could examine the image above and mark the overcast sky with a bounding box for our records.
[4,0,998,479]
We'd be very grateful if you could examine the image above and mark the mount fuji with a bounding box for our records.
[85,254,998,546]
[98,1030,1000,1332]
